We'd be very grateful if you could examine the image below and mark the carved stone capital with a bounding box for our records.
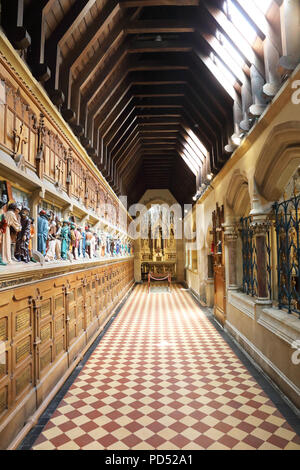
[251,217,271,235]
[223,223,238,243]
[224,230,238,243]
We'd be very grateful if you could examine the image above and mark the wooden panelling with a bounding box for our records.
[0,66,128,232]
[0,258,134,449]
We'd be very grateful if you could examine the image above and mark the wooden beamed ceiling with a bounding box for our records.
[1,0,236,205]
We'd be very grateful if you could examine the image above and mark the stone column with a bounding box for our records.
[239,76,252,132]
[263,37,281,98]
[134,237,141,282]
[251,215,272,305]
[224,222,239,291]
[249,65,267,118]
[279,0,300,73]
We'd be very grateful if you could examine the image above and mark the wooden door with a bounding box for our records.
[212,204,226,326]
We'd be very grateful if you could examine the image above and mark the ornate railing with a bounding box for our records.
[274,195,300,317]
[240,216,272,299]
[240,216,258,297]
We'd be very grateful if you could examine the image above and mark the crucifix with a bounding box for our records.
[84,173,89,202]
[13,122,28,158]
[66,148,73,184]
[55,159,64,186]
[36,113,45,178]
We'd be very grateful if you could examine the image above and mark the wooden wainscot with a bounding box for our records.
[0,258,134,450]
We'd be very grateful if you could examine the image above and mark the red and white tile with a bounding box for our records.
[32,285,300,450]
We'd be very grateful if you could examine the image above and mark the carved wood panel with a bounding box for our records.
[0,259,134,448]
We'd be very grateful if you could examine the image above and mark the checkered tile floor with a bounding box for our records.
[32,284,300,450]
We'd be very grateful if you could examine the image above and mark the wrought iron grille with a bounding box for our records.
[240,217,258,297]
[274,195,300,317]
[240,216,272,299]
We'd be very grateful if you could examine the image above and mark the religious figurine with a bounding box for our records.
[37,210,49,256]
[81,226,86,258]
[91,232,97,258]
[116,238,120,256]
[70,224,76,259]
[2,203,21,264]
[60,220,70,260]
[45,215,58,261]
[15,206,31,263]
[28,218,37,263]
[77,227,83,258]
[85,228,93,259]
[74,225,82,260]
[54,218,62,260]
[106,233,110,257]
[0,198,7,266]
[110,238,115,257]
[10,203,22,261]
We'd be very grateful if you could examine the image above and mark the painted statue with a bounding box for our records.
[15,206,31,263]
[28,218,37,263]
[2,203,21,264]
[0,198,7,265]
[74,226,82,260]
[60,221,70,260]
[81,227,86,258]
[85,228,93,259]
[10,203,22,261]
[77,227,83,258]
[70,224,76,259]
[116,239,120,256]
[45,217,58,261]
[106,234,110,257]
[37,210,49,256]
[54,218,62,260]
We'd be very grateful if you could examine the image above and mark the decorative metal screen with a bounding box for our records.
[240,217,258,297]
[274,195,300,317]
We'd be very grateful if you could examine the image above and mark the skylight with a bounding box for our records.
[226,0,257,44]
[180,152,198,176]
[253,0,273,14]
[186,136,205,162]
[186,129,209,158]
[211,53,237,87]
[217,31,245,69]
[183,147,200,171]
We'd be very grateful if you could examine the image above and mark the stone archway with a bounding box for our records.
[255,122,300,202]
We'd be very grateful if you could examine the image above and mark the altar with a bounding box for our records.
[141,261,176,281]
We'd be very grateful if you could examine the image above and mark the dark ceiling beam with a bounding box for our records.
[23,1,53,81]
[125,19,196,34]
[120,0,200,6]
[69,8,142,117]
[84,49,232,143]
[45,0,97,93]
[73,36,193,111]
[90,70,188,130]
[1,0,32,50]
[83,53,190,119]
[105,108,204,185]
[110,122,201,189]
[60,0,122,107]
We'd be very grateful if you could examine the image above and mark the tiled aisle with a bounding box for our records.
[31,285,300,450]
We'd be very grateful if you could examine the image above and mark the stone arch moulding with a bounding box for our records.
[226,169,250,217]
[255,121,300,202]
